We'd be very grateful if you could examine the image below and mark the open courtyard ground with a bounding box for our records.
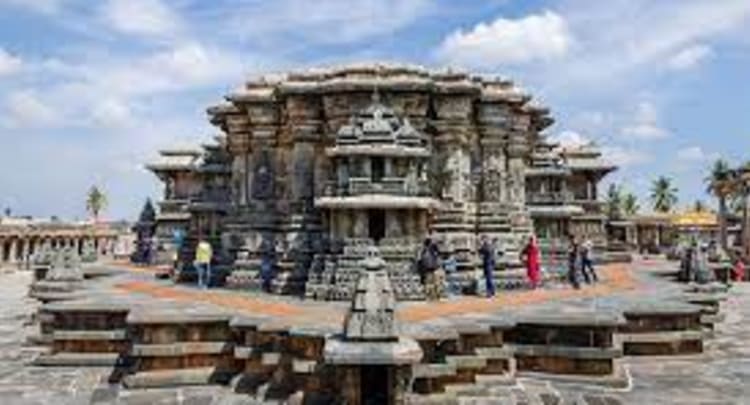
[1,258,749,404]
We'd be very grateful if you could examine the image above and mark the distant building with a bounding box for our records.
[0,215,128,269]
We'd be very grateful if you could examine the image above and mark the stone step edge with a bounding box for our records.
[515,361,629,389]
[53,329,127,341]
[131,342,233,357]
[412,363,457,378]
[122,367,234,389]
[32,352,121,367]
[403,392,458,405]
[445,355,487,369]
[615,330,705,344]
[506,343,622,360]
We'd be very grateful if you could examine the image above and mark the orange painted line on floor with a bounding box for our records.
[398,264,637,322]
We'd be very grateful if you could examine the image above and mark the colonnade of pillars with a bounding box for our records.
[0,235,116,267]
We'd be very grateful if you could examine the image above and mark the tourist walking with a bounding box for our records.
[567,234,581,289]
[521,235,541,289]
[194,238,213,289]
[478,236,497,297]
[260,238,275,293]
[580,238,598,283]
[419,238,442,300]
[732,258,745,282]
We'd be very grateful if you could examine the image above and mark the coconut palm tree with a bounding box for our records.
[650,176,678,213]
[705,159,733,250]
[605,183,623,220]
[86,185,107,223]
[622,192,640,216]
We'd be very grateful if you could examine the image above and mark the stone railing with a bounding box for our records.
[322,177,430,197]
[525,191,573,205]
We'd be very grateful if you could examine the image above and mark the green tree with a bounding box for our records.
[705,159,733,250]
[86,185,108,222]
[650,176,678,213]
[622,192,640,216]
[605,183,623,220]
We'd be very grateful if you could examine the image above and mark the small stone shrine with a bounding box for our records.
[324,248,422,404]
[29,248,84,303]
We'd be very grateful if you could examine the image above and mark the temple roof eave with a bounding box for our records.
[314,195,439,210]
[325,145,430,158]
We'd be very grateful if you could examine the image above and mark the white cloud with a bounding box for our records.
[436,11,572,67]
[548,130,591,148]
[90,98,133,129]
[0,48,22,76]
[2,90,60,128]
[621,101,670,140]
[667,44,713,70]
[0,0,61,14]
[223,0,434,45]
[675,145,719,163]
[101,0,182,37]
[601,146,652,167]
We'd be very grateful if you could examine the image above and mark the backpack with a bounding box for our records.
[420,248,438,271]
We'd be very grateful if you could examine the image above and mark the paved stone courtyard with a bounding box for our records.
[1,259,749,404]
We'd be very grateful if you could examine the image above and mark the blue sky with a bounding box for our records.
[0,0,748,220]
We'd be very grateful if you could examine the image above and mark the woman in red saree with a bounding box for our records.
[522,235,541,288]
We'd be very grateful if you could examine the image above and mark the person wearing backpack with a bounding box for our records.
[419,238,442,300]
[478,236,496,297]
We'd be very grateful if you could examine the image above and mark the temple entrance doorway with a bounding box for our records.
[368,209,386,243]
[360,365,390,405]
[371,157,385,181]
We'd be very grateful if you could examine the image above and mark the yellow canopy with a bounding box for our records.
[671,210,717,227]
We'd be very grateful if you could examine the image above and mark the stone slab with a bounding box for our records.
[615,330,705,344]
[53,329,127,341]
[122,367,234,389]
[475,347,514,360]
[323,336,422,365]
[445,355,487,369]
[515,311,625,328]
[32,352,121,367]
[401,323,460,341]
[623,301,703,317]
[508,344,622,360]
[131,342,233,357]
[127,308,233,325]
[42,300,131,313]
[412,363,457,378]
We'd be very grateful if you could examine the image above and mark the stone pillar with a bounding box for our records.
[21,239,30,266]
[353,211,368,239]
[385,211,402,238]
[8,239,17,263]
[384,157,393,178]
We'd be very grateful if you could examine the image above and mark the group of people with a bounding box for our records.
[417,233,597,300]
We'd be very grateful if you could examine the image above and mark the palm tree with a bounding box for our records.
[650,176,678,213]
[622,192,640,216]
[86,185,107,223]
[605,183,623,220]
[705,159,733,250]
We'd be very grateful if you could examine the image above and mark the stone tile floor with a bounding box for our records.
[0,260,748,404]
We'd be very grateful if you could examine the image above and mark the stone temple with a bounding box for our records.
[146,64,615,298]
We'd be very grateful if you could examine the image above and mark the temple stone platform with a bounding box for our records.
[5,258,748,404]
[618,301,705,356]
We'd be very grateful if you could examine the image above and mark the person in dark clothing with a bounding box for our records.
[567,234,581,289]
[419,238,442,300]
[478,236,496,297]
[580,239,598,283]
[260,239,275,293]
